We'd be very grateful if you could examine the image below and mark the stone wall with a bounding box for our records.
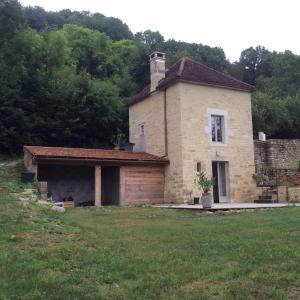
[278,186,300,202]
[178,82,256,203]
[129,84,186,203]
[164,84,185,203]
[254,139,300,202]
[254,139,300,169]
[129,90,165,156]
[24,149,37,177]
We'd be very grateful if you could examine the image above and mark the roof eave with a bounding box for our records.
[158,78,255,93]
[128,89,158,107]
[33,156,169,165]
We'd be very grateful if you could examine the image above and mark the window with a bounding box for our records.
[211,115,223,142]
[139,123,145,136]
[196,162,201,172]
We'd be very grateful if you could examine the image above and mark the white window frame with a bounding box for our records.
[211,115,224,143]
[206,108,228,145]
[138,123,145,136]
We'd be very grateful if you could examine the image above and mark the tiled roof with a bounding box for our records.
[24,146,168,164]
[131,84,151,103]
[129,57,255,105]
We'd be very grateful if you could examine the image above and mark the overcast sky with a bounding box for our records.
[20,0,299,62]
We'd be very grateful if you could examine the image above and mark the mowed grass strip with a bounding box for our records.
[0,159,299,299]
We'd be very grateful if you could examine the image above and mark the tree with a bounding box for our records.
[23,7,133,40]
[252,92,289,138]
[270,51,300,97]
[0,0,25,42]
[239,46,274,85]
[134,30,164,51]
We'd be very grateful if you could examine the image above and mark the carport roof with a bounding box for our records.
[24,146,169,164]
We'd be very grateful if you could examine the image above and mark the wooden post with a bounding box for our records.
[119,166,125,206]
[95,165,101,207]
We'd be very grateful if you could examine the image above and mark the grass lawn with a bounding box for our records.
[0,159,300,299]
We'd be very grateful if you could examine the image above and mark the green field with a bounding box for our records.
[0,159,299,299]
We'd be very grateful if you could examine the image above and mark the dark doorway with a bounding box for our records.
[212,162,219,203]
[101,167,120,205]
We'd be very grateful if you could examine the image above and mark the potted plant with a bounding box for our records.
[195,171,215,208]
[111,130,126,150]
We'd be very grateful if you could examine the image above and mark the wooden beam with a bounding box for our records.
[119,167,125,206]
[95,165,101,207]
[163,89,168,156]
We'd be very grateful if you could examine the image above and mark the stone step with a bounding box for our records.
[254,199,274,204]
[262,190,277,195]
[259,195,272,200]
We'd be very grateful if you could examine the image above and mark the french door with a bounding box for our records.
[212,162,229,203]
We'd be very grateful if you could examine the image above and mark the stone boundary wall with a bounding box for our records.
[254,139,300,169]
[254,139,300,202]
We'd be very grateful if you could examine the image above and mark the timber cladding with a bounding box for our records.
[120,166,165,205]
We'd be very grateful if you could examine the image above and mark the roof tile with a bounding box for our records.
[24,146,168,164]
[130,57,255,105]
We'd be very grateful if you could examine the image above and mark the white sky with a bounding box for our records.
[20,0,300,62]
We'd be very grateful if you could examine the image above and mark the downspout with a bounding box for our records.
[164,88,168,157]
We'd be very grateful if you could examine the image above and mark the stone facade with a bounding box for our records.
[129,90,165,156]
[24,149,37,176]
[278,186,300,203]
[179,83,256,203]
[129,82,256,203]
[254,139,300,169]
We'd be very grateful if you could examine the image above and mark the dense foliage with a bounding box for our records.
[0,0,299,154]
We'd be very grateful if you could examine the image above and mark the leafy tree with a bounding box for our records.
[23,6,48,30]
[23,7,133,40]
[134,30,164,51]
[239,46,274,85]
[61,24,112,77]
[252,92,289,138]
[1,0,300,154]
[270,51,300,97]
[0,0,25,42]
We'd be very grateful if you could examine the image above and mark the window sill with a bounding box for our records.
[211,142,227,147]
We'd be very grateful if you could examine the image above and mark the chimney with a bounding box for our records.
[150,51,166,92]
[258,132,266,142]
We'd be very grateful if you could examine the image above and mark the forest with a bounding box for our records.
[1,0,300,154]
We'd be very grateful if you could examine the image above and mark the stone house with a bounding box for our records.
[129,52,257,203]
[24,52,259,206]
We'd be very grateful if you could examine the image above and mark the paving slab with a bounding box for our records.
[154,203,300,211]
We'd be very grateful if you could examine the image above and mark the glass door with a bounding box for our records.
[217,162,229,203]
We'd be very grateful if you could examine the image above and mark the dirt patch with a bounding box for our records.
[180,279,209,293]
[288,286,300,300]
[0,160,21,167]
[12,188,38,203]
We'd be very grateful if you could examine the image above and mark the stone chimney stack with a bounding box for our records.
[150,51,166,92]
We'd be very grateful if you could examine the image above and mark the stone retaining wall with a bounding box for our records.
[254,139,300,202]
[254,139,300,169]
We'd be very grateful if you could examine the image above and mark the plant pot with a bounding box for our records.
[123,143,135,152]
[201,193,213,209]
[193,197,200,205]
[21,171,35,183]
